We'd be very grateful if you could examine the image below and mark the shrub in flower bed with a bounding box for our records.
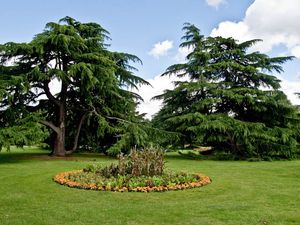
[53,147,212,192]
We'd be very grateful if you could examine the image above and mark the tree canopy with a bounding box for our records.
[0,17,149,156]
[153,23,300,159]
[1,20,299,159]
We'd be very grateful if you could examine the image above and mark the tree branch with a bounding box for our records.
[39,120,60,134]
[43,81,60,106]
[66,112,88,154]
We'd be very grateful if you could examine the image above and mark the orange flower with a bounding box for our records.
[53,170,211,192]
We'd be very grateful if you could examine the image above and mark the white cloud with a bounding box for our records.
[175,47,193,63]
[148,40,173,59]
[206,0,226,8]
[211,21,249,43]
[279,77,300,106]
[210,0,300,57]
[291,45,300,58]
[136,75,187,119]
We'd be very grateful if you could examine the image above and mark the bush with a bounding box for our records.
[84,146,165,177]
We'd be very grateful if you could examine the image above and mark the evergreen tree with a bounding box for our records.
[0,17,149,156]
[153,23,299,159]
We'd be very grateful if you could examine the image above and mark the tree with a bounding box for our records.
[153,23,299,159]
[0,112,48,150]
[0,17,149,156]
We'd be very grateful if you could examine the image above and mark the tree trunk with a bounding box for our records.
[40,116,66,156]
[52,103,66,156]
[41,62,68,156]
[53,130,65,156]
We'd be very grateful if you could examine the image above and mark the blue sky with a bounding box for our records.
[0,0,253,79]
[1,0,299,118]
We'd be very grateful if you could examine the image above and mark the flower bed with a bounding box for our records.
[53,170,211,192]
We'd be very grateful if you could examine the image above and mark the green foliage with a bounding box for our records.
[0,17,149,155]
[0,112,48,150]
[67,171,198,190]
[106,117,179,156]
[153,23,300,159]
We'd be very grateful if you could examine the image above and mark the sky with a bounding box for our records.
[1,0,300,118]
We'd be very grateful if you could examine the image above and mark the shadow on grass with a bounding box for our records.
[0,148,115,164]
[165,153,196,161]
[1,148,239,165]
[165,151,240,162]
[0,151,49,164]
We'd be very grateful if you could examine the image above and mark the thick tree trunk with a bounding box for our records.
[40,118,66,156]
[41,105,86,156]
[52,101,66,156]
[52,120,66,156]
[40,62,69,156]
[53,130,65,156]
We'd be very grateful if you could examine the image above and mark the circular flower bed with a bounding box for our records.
[53,170,211,192]
[54,148,212,192]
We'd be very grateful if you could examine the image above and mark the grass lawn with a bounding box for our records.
[0,147,299,225]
